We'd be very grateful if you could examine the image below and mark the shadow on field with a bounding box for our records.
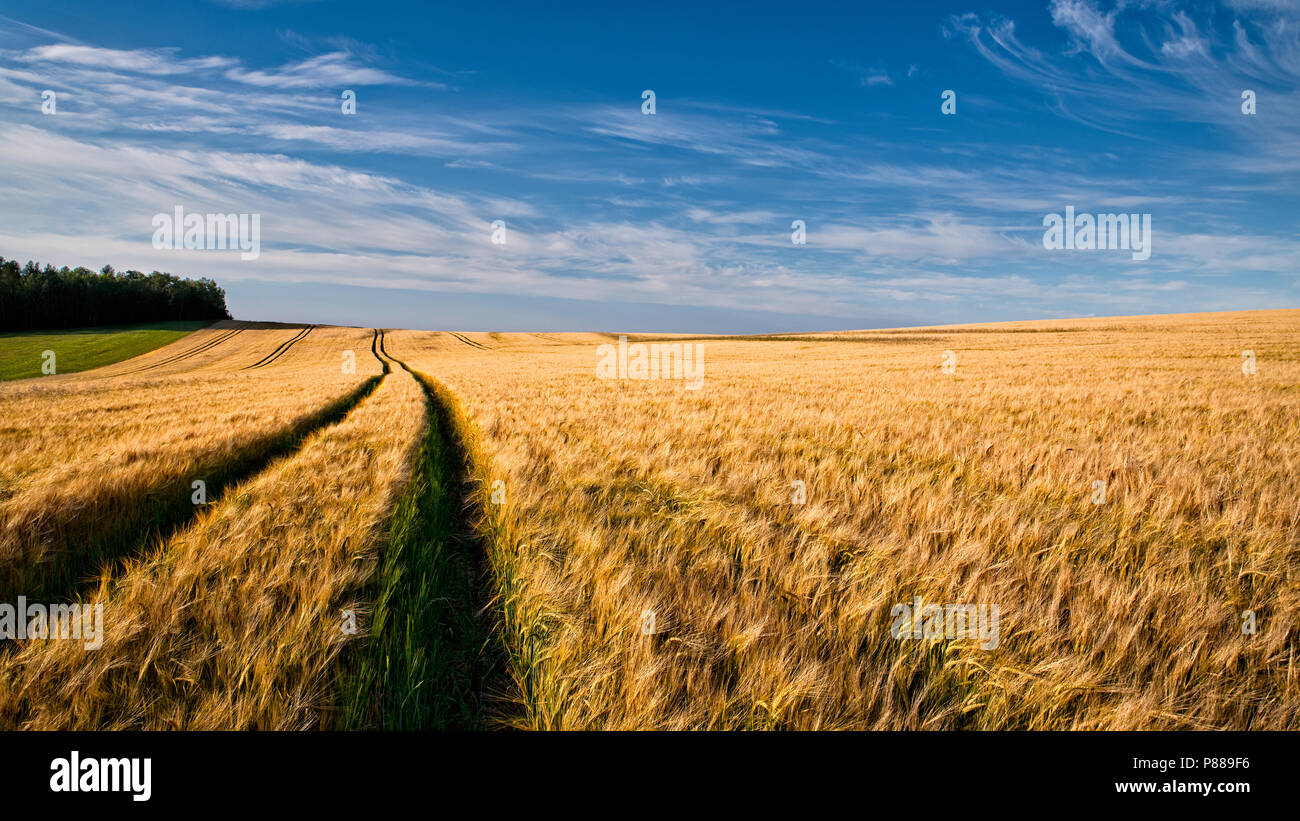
[332,336,508,730]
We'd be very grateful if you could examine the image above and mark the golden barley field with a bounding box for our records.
[0,309,1296,730]
[388,309,1300,730]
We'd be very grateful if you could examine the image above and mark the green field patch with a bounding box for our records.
[0,321,211,381]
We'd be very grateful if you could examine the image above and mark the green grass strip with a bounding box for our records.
[0,321,212,381]
[335,346,502,730]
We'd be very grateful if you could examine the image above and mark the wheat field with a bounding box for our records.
[0,310,1295,729]
[390,309,1300,729]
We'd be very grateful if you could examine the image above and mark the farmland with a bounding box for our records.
[0,310,1296,729]
[0,320,212,381]
[385,310,1300,730]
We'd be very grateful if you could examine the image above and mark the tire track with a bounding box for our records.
[118,325,243,374]
[243,325,315,370]
[113,324,245,376]
[447,331,491,351]
[335,330,504,729]
[372,328,389,374]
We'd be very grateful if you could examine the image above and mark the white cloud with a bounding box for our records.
[17,44,236,75]
[224,51,426,88]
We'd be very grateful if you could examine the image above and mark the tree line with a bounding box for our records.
[0,257,231,332]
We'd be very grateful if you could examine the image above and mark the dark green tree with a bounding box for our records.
[0,256,232,331]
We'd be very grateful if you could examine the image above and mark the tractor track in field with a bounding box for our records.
[447,331,491,351]
[113,323,246,375]
[243,325,316,370]
[333,329,505,729]
[0,328,387,607]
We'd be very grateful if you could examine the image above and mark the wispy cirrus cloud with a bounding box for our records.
[16,44,237,74]
[224,51,430,88]
[947,0,1299,135]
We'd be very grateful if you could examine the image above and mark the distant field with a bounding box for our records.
[0,320,211,380]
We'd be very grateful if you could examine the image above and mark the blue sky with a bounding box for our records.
[0,0,1296,332]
